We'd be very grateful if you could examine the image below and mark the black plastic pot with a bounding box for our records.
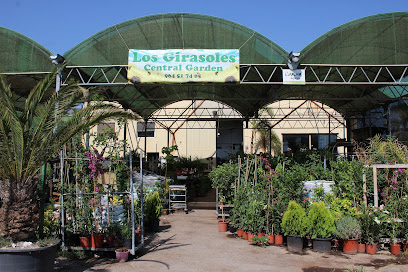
[312,238,332,253]
[0,239,60,272]
[287,235,304,253]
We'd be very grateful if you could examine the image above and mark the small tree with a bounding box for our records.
[308,202,335,239]
[281,201,309,237]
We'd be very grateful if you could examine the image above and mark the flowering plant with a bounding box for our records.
[85,148,105,179]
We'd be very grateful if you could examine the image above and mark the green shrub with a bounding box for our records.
[281,201,309,237]
[333,215,361,239]
[250,235,270,247]
[144,191,163,223]
[308,202,335,239]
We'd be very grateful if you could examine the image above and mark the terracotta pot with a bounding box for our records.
[275,234,283,245]
[237,229,243,237]
[403,243,408,253]
[357,243,366,253]
[366,243,377,255]
[247,232,254,242]
[267,234,275,245]
[343,238,358,254]
[242,232,248,240]
[79,236,90,248]
[115,248,129,262]
[91,233,104,248]
[218,220,228,232]
[257,233,264,238]
[390,243,401,255]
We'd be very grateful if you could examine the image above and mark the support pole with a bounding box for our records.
[60,150,65,248]
[140,150,145,249]
[373,166,378,207]
[363,171,367,207]
[123,122,127,158]
[130,150,135,255]
[144,118,148,162]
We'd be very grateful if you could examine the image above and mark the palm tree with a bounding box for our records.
[250,107,281,154]
[0,67,137,241]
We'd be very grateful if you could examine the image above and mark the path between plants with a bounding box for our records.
[56,208,408,272]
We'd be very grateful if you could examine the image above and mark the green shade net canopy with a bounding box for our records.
[290,12,408,117]
[0,27,54,107]
[64,13,289,118]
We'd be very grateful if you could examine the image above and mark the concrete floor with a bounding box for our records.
[56,208,408,272]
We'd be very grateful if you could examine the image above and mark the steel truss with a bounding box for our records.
[62,64,408,86]
[145,100,346,132]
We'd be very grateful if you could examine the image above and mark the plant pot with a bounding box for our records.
[247,232,254,242]
[275,234,283,245]
[403,243,408,253]
[115,248,129,263]
[390,243,401,255]
[366,243,377,255]
[146,219,160,232]
[107,236,116,247]
[312,238,332,253]
[218,220,228,232]
[65,231,80,246]
[257,233,264,238]
[357,243,366,253]
[237,229,243,237]
[135,229,142,244]
[342,238,358,254]
[287,235,304,253]
[79,236,90,248]
[267,234,275,245]
[91,233,104,248]
[242,232,248,240]
[0,239,60,272]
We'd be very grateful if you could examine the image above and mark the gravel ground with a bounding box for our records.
[56,208,408,272]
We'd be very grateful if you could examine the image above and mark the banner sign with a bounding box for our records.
[282,69,306,85]
[128,49,239,84]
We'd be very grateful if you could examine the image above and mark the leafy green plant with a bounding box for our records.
[333,215,361,239]
[359,205,380,245]
[250,235,270,247]
[246,199,265,233]
[209,163,237,201]
[281,201,309,237]
[144,191,163,223]
[0,236,12,247]
[308,202,335,239]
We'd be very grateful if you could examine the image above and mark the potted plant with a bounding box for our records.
[0,67,137,271]
[387,218,402,255]
[144,191,163,232]
[307,202,335,253]
[359,206,380,255]
[333,215,362,254]
[246,199,265,240]
[281,201,309,252]
[209,163,237,206]
[115,247,130,262]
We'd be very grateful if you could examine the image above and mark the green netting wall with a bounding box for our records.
[65,13,288,66]
[0,27,54,73]
[301,12,408,64]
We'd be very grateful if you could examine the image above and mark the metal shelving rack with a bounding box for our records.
[168,185,188,213]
